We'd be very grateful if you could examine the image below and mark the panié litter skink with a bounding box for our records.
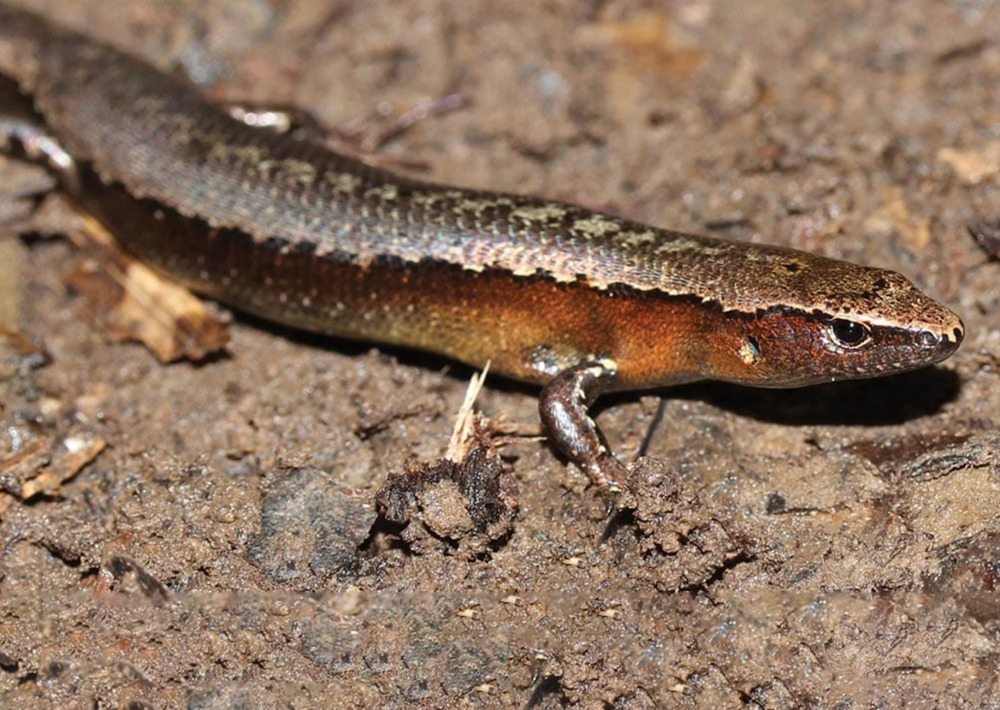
[0,3,964,490]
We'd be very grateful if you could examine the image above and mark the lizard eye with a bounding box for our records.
[828,318,871,348]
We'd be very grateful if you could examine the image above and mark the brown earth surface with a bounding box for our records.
[2,0,999,707]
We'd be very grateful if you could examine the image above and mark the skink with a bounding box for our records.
[0,3,965,490]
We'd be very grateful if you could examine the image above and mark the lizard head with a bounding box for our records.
[704,261,964,388]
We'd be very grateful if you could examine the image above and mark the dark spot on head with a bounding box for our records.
[874,277,888,289]
[780,262,801,273]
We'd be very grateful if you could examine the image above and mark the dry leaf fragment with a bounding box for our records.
[66,216,230,362]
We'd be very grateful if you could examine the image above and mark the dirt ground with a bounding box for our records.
[2,0,999,707]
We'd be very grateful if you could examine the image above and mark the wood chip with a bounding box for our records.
[0,432,106,512]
